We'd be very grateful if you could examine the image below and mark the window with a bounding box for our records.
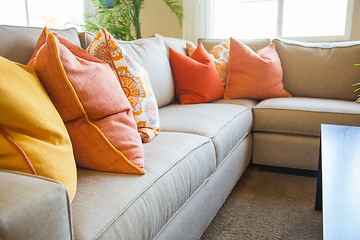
[207,0,354,41]
[213,0,278,39]
[279,0,353,41]
[0,0,84,29]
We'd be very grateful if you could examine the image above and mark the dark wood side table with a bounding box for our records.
[315,124,360,239]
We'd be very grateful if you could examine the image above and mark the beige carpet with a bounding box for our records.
[201,165,322,240]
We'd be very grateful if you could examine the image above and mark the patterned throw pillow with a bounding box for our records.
[87,28,160,143]
[187,40,230,87]
[186,41,197,56]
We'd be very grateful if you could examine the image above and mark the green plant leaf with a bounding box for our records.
[84,0,185,40]
[162,0,184,27]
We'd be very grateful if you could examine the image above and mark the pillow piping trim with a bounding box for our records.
[0,128,37,175]
[48,33,145,174]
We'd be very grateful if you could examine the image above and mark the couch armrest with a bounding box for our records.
[0,170,73,240]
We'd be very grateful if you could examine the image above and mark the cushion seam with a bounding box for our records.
[254,106,360,115]
[210,107,251,139]
[159,106,250,139]
[253,129,319,138]
[273,39,360,49]
[153,133,251,239]
[0,128,36,175]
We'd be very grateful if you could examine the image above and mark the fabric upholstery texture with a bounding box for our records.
[78,31,95,49]
[0,57,77,200]
[253,97,360,137]
[253,132,320,170]
[0,25,80,64]
[156,135,252,240]
[116,37,175,108]
[169,43,225,104]
[155,33,189,56]
[87,28,160,143]
[225,38,291,100]
[159,103,252,165]
[71,132,215,240]
[0,170,73,240]
[273,38,360,101]
[28,28,145,174]
[213,98,259,108]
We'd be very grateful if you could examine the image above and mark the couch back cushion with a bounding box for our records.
[155,34,189,56]
[118,38,175,107]
[79,32,175,107]
[273,38,360,101]
[198,38,271,52]
[0,25,80,65]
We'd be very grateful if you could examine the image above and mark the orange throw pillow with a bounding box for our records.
[187,40,230,87]
[169,43,225,104]
[224,38,291,99]
[28,28,146,174]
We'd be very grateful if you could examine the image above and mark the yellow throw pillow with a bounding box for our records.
[0,57,77,201]
[87,28,160,143]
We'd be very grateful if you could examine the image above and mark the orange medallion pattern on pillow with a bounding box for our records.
[87,28,160,143]
[28,28,146,174]
[187,40,230,87]
[186,41,197,56]
[209,39,230,87]
[169,43,225,104]
[224,38,291,100]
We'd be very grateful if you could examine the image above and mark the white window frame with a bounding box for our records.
[277,0,354,42]
[183,0,355,42]
[0,0,84,30]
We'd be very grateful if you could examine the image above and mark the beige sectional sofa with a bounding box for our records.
[1,25,360,240]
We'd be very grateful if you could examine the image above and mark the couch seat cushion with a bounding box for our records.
[71,132,216,240]
[254,97,360,137]
[159,103,253,165]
